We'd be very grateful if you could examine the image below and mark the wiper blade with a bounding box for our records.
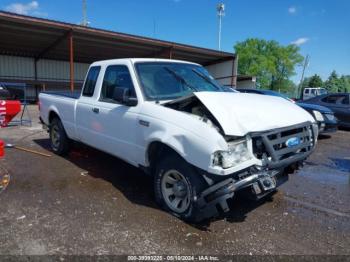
[163,67,198,92]
[191,69,220,90]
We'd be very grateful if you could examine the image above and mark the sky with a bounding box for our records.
[1,0,349,83]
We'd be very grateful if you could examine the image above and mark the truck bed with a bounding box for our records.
[40,91,81,99]
[39,91,80,141]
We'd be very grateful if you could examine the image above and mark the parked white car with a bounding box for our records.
[39,59,318,221]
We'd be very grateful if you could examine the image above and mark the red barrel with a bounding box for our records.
[0,140,4,158]
[0,100,21,127]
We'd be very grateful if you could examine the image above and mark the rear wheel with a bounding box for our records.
[154,153,207,221]
[50,117,70,155]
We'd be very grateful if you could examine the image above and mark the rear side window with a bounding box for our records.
[322,95,342,104]
[304,89,309,94]
[100,65,136,102]
[341,96,349,105]
[82,66,101,97]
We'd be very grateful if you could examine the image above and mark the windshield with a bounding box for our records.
[319,88,328,95]
[135,62,229,101]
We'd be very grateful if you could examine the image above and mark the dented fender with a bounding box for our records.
[138,102,229,173]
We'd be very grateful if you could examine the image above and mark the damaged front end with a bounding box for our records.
[193,122,317,221]
[163,92,317,221]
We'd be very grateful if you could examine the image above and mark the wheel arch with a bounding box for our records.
[146,140,185,173]
[48,109,71,139]
[48,110,61,124]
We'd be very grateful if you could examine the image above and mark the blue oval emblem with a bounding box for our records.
[285,137,300,148]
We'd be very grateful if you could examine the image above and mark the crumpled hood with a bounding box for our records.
[194,91,315,136]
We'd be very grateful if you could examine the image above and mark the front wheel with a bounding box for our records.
[49,117,70,155]
[154,154,207,221]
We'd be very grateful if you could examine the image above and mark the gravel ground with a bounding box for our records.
[0,105,349,255]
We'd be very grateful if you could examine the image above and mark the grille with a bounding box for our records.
[252,122,315,165]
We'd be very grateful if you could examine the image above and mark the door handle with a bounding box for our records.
[92,107,99,114]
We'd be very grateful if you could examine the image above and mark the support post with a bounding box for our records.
[169,46,173,59]
[231,55,238,88]
[69,31,74,92]
[34,60,38,101]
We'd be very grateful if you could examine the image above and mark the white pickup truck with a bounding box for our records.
[39,58,318,221]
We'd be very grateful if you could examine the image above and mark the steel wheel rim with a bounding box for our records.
[51,125,60,148]
[161,169,190,213]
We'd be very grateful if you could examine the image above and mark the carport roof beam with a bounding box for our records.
[35,30,72,62]
[0,11,235,65]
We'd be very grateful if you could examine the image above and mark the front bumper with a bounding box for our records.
[194,168,288,221]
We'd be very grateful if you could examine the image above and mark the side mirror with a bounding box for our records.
[112,87,137,106]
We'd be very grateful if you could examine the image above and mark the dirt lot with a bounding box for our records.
[0,106,350,255]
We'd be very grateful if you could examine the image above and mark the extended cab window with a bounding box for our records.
[82,66,101,97]
[100,65,136,102]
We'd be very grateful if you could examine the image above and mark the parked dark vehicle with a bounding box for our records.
[0,86,11,100]
[237,89,338,134]
[296,102,337,133]
[303,93,350,128]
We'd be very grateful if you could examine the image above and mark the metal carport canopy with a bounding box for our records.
[0,11,235,65]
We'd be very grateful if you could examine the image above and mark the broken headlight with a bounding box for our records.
[213,140,252,169]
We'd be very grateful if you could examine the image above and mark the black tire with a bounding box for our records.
[49,117,70,155]
[154,153,208,222]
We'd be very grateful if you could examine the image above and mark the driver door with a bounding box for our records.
[93,64,140,165]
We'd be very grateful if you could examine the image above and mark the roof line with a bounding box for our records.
[0,11,235,58]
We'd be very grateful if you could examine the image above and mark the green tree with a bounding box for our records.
[301,77,310,88]
[234,38,275,88]
[338,75,350,92]
[234,38,304,92]
[345,76,350,92]
[324,71,341,93]
[308,74,323,88]
[271,79,297,95]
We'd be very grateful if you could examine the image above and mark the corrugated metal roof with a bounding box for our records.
[0,11,235,65]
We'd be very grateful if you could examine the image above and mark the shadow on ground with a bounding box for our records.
[339,126,350,132]
[329,158,350,173]
[318,134,332,140]
[33,138,273,230]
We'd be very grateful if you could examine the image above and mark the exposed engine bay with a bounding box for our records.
[163,95,224,134]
